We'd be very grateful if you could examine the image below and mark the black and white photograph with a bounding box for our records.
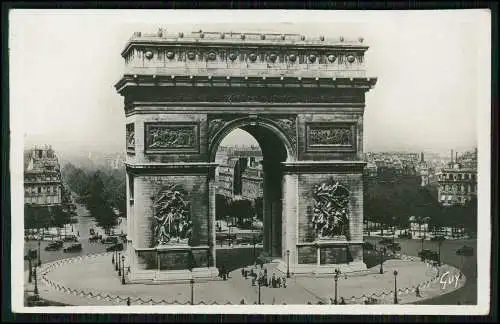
[9,9,491,315]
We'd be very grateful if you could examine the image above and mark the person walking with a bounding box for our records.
[282,276,287,288]
[271,273,276,288]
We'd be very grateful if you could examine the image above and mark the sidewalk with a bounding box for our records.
[28,252,465,306]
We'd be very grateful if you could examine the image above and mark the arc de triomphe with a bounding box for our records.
[115,30,377,282]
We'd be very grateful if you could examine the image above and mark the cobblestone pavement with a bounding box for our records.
[27,252,465,306]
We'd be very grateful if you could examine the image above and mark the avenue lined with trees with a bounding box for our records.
[61,163,126,234]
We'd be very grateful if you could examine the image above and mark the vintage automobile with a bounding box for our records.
[101,236,119,244]
[106,243,124,252]
[386,242,402,252]
[63,243,82,253]
[418,249,439,262]
[456,245,474,256]
[431,235,446,241]
[63,235,79,242]
[45,240,64,251]
[362,242,376,251]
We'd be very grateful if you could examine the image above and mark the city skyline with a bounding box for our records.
[11,10,486,159]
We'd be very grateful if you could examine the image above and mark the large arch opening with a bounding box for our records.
[210,119,292,261]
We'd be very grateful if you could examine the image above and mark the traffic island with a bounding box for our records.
[27,252,465,306]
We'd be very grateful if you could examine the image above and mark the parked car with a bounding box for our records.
[398,232,412,239]
[456,245,474,256]
[101,236,119,244]
[63,243,82,253]
[418,249,439,261]
[362,242,375,251]
[431,236,446,241]
[386,242,401,252]
[45,240,64,251]
[379,238,393,245]
[106,243,124,252]
[63,235,78,242]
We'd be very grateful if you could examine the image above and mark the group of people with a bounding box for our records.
[218,265,230,280]
[242,263,287,289]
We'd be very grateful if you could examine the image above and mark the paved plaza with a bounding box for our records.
[27,252,465,306]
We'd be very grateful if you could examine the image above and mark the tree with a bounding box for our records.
[254,197,263,221]
[216,194,232,220]
[230,198,254,228]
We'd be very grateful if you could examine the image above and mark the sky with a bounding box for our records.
[10,10,490,157]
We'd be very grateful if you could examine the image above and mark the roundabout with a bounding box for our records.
[29,252,466,306]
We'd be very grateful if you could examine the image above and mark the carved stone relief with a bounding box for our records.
[268,116,297,149]
[311,180,351,241]
[126,123,135,151]
[208,117,232,143]
[306,123,356,152]
[310,127,353,146]
[150,183,192,247]
[145,123,199,152]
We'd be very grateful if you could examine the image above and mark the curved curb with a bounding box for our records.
[36,252,466,305]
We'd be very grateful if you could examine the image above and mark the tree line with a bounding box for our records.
[61,163,126,233]
[216,194,263,228]
[364,171,477,236]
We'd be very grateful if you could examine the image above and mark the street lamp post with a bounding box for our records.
[190,278,195,305]
[334,268,340,304]
[393,270,398,304]
[33,265,39,299]
[437,237,444,267]
[253,234,256,261]
[392,216,396,245]
[117,252,121,274]
[286,250,290,278]
[37,240,41,266]
[121,255,126,284]
[27,252,33,284]
[258,279,262,304]
[379,247,386,274]
[420,236,425,261]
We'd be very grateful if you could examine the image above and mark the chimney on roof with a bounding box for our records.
[455,151,458,162]
[451,149,454,163]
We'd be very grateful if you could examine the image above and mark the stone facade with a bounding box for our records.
[24,145,63,206]
[116,29,377,281]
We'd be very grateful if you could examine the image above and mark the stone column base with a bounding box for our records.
[128,267,219,284]
[275,261,367,276]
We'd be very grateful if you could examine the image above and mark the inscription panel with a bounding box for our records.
[305,122,356,153]
[144,122,200,154]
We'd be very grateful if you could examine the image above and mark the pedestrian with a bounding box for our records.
[340,297,346,305]
[127,297,131,306]
[241,268,245,277]
[416,285,422,298]
[282,277,287,288]
[272,273,276,288]
[277,277,281,288]
[268,278,272,287]
[240,298,246,304]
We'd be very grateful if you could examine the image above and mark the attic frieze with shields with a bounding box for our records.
[116,30,377,89]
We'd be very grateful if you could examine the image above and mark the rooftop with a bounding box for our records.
[122,30,368,56]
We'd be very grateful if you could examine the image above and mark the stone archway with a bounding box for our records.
[209,117,295,260]
[116,30,377,282]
